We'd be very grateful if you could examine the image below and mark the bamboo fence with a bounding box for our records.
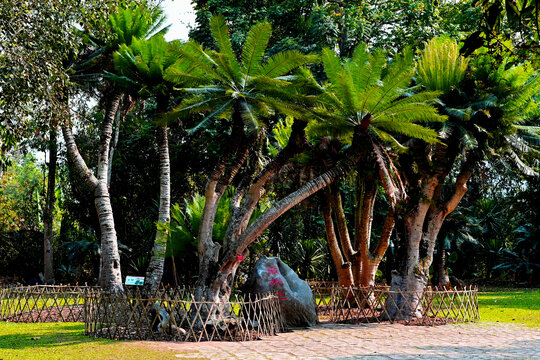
[308,282,479,325]
[0,285,99,323]
[84,287,284,342]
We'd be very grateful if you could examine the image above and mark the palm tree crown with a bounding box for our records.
[309,44,446,147]
[164,15,317,135]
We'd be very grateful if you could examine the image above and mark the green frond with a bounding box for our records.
[207,50,242,84]
[378,101,446,120]
[461,131,479,150]
[507,134,532,153]
[370,128,409,152]
[209,15,242,81]
[241,21,272,77]
[182,86,227,94]
[109,5,168,47]
[238,101,259,135]
[321,48,343,86]
[370,50,415,112]
[165,66,209,85]
[261,50,316,78]
[168,41,220,83]
[416,37,469,93]
[515,125,540,133]
[374,121,440,144]
[354,49,386,92]
[188,99,234,134]
[506,148,539,176]
[377,91,443,113]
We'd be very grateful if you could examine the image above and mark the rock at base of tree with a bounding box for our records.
[248,256,318,327]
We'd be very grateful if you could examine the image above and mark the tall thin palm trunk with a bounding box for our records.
[43,123,57,284]
[144,124,170,293]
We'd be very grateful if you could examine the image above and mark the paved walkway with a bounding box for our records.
[144,322,540,359]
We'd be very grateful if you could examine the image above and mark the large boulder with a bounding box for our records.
[248,256,317,327]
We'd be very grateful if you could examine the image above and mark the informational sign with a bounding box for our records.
[125,276,145,286]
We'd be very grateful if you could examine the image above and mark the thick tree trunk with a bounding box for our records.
[144,125,170,293]
[196,109,251,300]
[387,156,475,319]
[43,124,57,284]
[61,91,123,292]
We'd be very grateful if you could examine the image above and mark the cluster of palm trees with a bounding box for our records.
[63,4,539,319]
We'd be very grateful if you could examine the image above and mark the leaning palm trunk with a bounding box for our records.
[43,123,57,284]
[62,91,124,292]
[202,140,366,306]
[144,124,170,293]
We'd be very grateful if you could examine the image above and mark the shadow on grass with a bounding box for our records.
[0,323,114,350]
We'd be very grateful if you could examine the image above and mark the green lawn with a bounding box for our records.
[478,288,540,327]
[0,322,203,360]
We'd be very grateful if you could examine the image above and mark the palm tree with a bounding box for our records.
[108,35,203,293]
[388,37,540,319]
[164,15,318,302]
[307,44,446,287]
[61,4,168,292]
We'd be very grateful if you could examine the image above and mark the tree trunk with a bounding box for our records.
[196,108,251,301]
[436,248,451,288]
[95,92,123,292]
[43,124,57,284]
[322,191,353,286]
[107,102,122,187]
[386,177,438,319]
[387,155,476,319]
[61,91,123,292]
[204,141,366,305]
[144,124,170,293]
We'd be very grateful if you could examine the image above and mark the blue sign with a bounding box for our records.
[125,276,145,285]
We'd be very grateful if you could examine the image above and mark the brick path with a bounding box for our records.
[144,322,540,359]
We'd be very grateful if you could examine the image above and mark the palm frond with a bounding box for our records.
[261,51,315,78]
[416,37,469,93]
[188,99,234,134]
[209,15,242,81]
[241,21,272,77]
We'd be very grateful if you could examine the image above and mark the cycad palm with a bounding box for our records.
[164,15,316,135]
[310,45,445,148]
[307,44,445,287]
[61,4,170,292]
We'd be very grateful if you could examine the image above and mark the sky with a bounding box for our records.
[161,0,196,41]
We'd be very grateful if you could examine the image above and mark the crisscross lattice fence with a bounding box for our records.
[308,282,478,325]
[84,287,284,342]
[0,285,99,323]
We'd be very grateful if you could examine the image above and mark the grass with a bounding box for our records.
[0,322,204,360]
[478,288,540,327]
